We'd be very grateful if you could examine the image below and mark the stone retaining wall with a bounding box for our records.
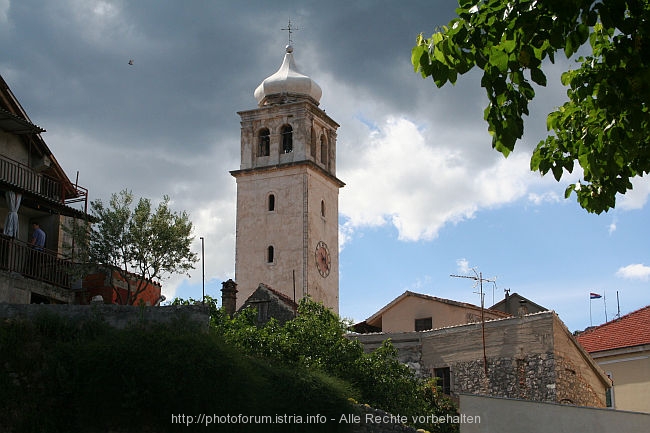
[0,303,210,330]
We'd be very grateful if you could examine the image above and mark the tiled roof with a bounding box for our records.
[260,283,298,310]
[576,305,650,353]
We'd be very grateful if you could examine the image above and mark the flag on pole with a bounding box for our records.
[590,292,602,299]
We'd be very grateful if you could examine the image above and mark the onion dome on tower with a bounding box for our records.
[253,45,322,107]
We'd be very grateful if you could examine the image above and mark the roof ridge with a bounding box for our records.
[580,304,650,335]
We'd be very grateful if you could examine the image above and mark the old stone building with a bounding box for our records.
[239,283,297,326]
[351,311,611,408]
[489,291,548,316]
[231,45,344,313]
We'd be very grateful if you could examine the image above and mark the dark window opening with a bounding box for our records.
[320,134,328,164]
[268,194,275,211]
[434,367,451,395]
[267,246,274,263]
[415,317,433,331]
[606,372,614,407]
[257,302,269,323]
[258,128,270,156]
[320,200,325,218]
[281,125,293,153]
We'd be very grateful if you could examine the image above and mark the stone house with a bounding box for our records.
[489,291,548,316]
[220,279,297,325]
[352,290,510,333]
[238,283,297,325]
[350,311,611,408]
[576,305,650,413]
[0,74,90,304]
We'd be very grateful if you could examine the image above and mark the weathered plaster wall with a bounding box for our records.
[553,318,609,407]
[0,270,74,304]
[380,296,509,333]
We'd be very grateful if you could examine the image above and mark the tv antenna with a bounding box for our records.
[451,268,497,375]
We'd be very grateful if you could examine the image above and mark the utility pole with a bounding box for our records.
[200,237,205,305]
[451,269,496,376]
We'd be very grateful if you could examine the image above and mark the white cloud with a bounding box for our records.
[339,116,535,242]
[456,258,471,274]
[616,264,650,281]
[618,176,650,210]
[528,191,561,205]
[608,219,617,235]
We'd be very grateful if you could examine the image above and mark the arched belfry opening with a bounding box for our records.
[258,128,270,156]
[281,125,293,154]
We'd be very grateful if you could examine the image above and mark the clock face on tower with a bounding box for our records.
[315,241,331,278]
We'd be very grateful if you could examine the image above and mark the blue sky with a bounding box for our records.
[1,0,647,332]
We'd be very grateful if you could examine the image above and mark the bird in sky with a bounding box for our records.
[128,59,134,65]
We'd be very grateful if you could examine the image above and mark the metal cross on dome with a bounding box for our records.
[281,19,299,45]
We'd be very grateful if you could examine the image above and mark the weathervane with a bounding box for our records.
[281,19,299,45]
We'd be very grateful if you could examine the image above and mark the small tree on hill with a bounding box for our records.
[69,190,198,305]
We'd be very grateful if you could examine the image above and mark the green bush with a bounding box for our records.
[213,298,459,432]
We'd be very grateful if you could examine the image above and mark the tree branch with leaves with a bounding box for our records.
[412,0,649,213]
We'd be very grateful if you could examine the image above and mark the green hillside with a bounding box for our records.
[0,313,353,433]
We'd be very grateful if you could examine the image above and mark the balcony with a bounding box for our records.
[0,154,88,212]
[0,235,73,289]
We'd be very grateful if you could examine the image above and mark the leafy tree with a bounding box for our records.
[69,190,198,305]
[209,298,459,432]
[412,0,649,213]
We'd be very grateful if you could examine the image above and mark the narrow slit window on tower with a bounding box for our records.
[320,200,325,218]
[268,194,275,211]
[320,134,328,165]
[267,246,274,263]
[281,125,293,153]
[258,128,270,156]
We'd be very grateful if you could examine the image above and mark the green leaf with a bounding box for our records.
[530,67,547,86]
[489,47,509,73]
[565,184,576,199]
[411,45,428,72]
[502,39,516,53]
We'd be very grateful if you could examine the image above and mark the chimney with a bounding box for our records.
[518,299,529,317]
[221,279,238,317]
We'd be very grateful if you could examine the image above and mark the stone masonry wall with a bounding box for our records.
[451,353,557,402]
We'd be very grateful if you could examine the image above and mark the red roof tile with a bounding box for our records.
[576,305,650,353]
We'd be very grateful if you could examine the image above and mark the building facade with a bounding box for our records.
[0,74,89,304]
[231,45,344,313]
[577,305,650,413]
[353,291,511,333]
[351,311,611,408]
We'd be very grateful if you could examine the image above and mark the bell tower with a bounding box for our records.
[231,45,344,313]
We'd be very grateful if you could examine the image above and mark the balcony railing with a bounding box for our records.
[0,235,73,289]
[0,154,88,212]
